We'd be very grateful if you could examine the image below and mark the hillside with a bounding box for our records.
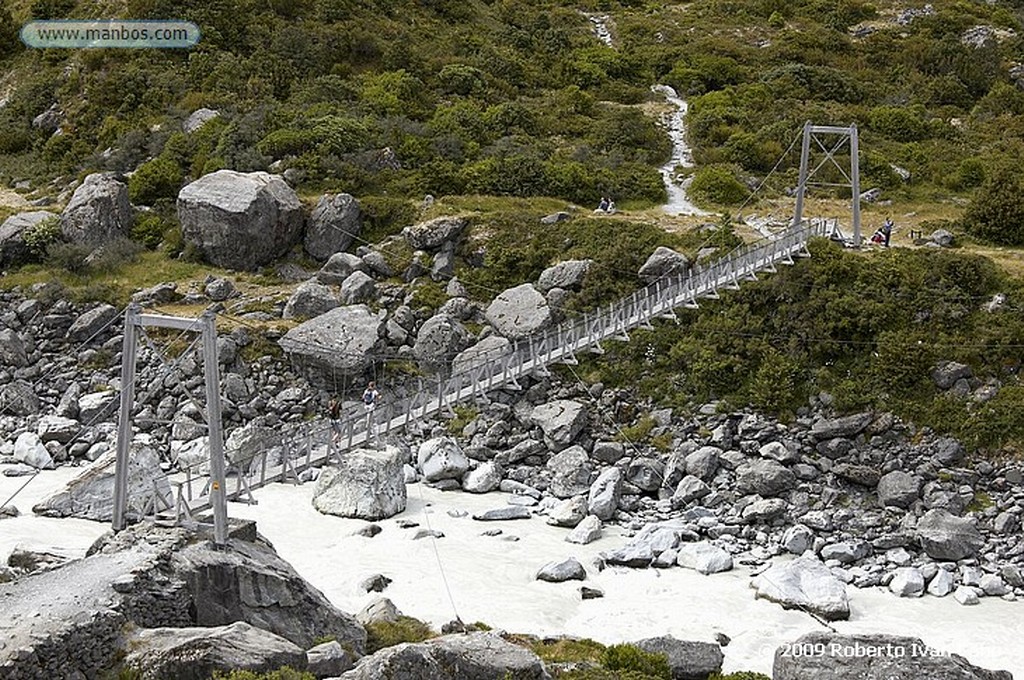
[2,0,1024,452]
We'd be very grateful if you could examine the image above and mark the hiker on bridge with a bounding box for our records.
[362,381,381,442]
[328,395,342,444]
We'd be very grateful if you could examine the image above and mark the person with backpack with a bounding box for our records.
[362,381,380,442]
[328,395,342,444]
[881,217,894,247]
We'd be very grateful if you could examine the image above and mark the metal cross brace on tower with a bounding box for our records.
[112,304,229,545]
[792,122,862,246]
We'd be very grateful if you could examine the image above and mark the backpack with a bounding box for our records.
[362,389,376,405]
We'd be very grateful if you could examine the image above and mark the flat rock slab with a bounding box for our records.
[751,556,850,621]
[472,506,532,521]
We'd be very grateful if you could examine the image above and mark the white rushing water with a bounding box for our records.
[587,14,613,47]
[652,84,709,216]
[3,470,1023,677]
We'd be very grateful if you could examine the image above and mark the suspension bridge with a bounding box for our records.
[118,217,836,541]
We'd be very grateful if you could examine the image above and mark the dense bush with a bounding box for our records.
[128,158,184,205]
[689,165,749,206]
[600,644,671,679]
[963,170,1024,246]
[21,217,63,259]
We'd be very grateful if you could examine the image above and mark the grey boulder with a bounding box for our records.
[676,542,733,575]
[340,631,550,680]
[0,210,57,266]
[485,283,552,339]
[61,173,133,245]
[67,303,118,342]
[547,445,592,499]
[282,280,339,320]
[634,635,724,680]
[278,305,384,379]
[638,246,690,283]
[877,471,922,508]
[312,446,407,520]
[13,432,54,469]
[773,632,1012,680]
[32,443,169,521]
[402,215,467,250]
[531,400,586,450]
[122,621,307,680]
[916,509,984,560]
[588,467,622,521]
[566,515,602,544]
[537,259,592,292]
[736,459,796,497]
[177,170,304,270]
[536,557,586,582]
[452,335,512,376]
[413,313,471,370]
[751,556,850,621]
[318,252,367,286]
[418,437,470,482]
[305,193,362,260]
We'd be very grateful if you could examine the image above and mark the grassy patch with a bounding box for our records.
[364,616,436,654]
[447,405,478,435]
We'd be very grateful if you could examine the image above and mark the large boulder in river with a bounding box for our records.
[60,173,133,246]
[32,442,170,522]
[340,631,549,680]
[773,632,1012,680]
[177,170,304,270]
[312,446,407,520]
[402,215,467,250]
[0,210,57,267]
[485,283,552,339]
[417,437,470,482]
[278,305,384,381]
[751,556,850,621]
[305,193,362,260]
[123,622,307,680]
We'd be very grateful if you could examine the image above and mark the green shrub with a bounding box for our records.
[45,241,92,274]
[210,668,315,680]
[600,644,671,679]
[22,217,63,259]
[364,616,435,653]
[359,196,417,244]
[963,170,1024,246]
[954,158,986,190]
[689,166,749,206]
[867,106,928,142]
[128,157,183,205]
[131,212,175,250]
